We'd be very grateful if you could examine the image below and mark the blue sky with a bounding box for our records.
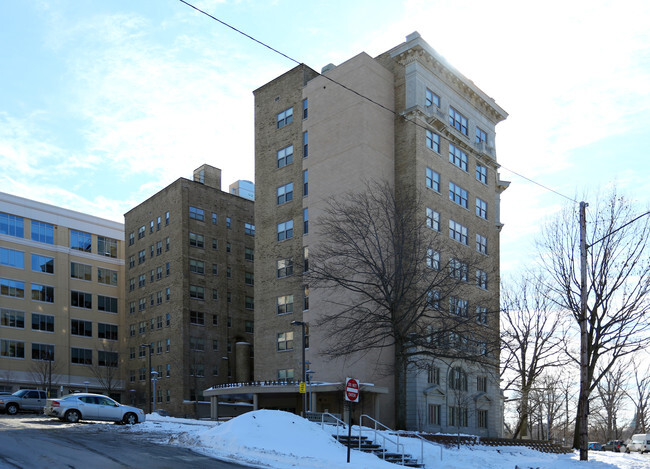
[1,0,649,277]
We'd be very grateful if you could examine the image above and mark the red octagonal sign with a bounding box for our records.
[345,377,359,402]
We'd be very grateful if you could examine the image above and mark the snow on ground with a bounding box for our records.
[133,410,650,469]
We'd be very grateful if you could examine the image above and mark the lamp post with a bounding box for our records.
[306,370,315,413]
[291,320,306,415]
[83,381,90,393]
[140,344,153,414]
[151,371,159,413]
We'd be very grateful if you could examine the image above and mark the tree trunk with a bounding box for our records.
[394,344,407,430]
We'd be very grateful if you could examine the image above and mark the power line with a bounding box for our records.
[588,210,650,248]
[178,0,578,205]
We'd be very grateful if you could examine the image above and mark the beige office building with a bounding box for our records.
[0,192,125,398]
[252,33,508,434]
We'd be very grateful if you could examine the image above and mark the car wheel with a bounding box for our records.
[65,409,81,423]
[6,404,18,415]
[123,412,138,425]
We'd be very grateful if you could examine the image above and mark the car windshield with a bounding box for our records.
[13,390,28,397]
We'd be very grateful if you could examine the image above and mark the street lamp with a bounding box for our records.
[151,371,159,413]
[140,344,153,414]
[306,370,315,413]
[291,320,307,415]
[83,381,90,393]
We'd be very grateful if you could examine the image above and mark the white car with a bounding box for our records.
[44,393,145,424]
[626,434,650,453]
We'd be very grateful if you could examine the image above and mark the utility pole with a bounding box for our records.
[579,201,589,461]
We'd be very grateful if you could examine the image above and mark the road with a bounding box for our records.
[0,414,250,469]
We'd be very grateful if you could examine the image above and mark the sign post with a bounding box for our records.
[345,378,360,463]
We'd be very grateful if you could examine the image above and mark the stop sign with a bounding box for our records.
[345,377,359,402]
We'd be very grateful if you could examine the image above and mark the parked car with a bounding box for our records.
[603,440,626,452]
[44,393,146,424]
[626,434,650,453]
[0,389,48,415]
[588,442,603,451]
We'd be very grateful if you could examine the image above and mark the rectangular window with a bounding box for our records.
[138,250,146,264]
[71,262,92,281]
[426,208,440,231]
[1,247,25,269]
[1,339,25,358]
[476,164,488,184]
[189,232,204,248]
[32,313,54,332]
[476,234,488,255]
[303,285,309,311]
[476,306,488,325]
[138,225,146,239]
[427,366,440,385]
[71,290,92,309]
[425,167,440,192]
[277,295,294,315]
[165,237,170,251]
[129,232,134,245]
[189,206,205,221]
[425,88,440,107]
[245,296,255,310]
[0,278,25,298]
[426,130,440,152]
[277,258,293,278]
[138,274,146,288]
[1,308,24,329]
[449,297,469,317]
[245,320,254,333]
[190,310,205,325]
[157,216,161,230]
[98,323,118,341]
[98,351,118,368]
[477,376,488,393]
[30,221,54,244]
[165,211,170,225]
[150,220,154,233]
[449,258,468,281]
[449,144,468,171]
[245,223,255,236]
[449,107,468,135]
[72,319,92,337]
[245,248,254,262]
[128,255,135,268]
[426,249,440,270]
[70,230,92,252]
[166,288,170,301]
[189,259,205,274]
[0,213,25,238]
[226,266,232,278]
[277,182,293,205]
[277,331,294,351]
[156,266,163,280]
[303,208,309,235]
[31,284,54,303]
[303,98,308,119]
[304,246,309,272]
[428,404,441,425]
[97,267,118,286]
[212,264,218,275]
[426,290,440,309]
[129,301,135,314]
[476,270,488,290]
[278,369,294,380]
[71,347,92,365]
[449,220,468,245]
[476,127,488,144]
[156,241,162,255]
[476,198,488,219]
[303,131,308,158]
[277,220,294,241]
[98,295,118,314]
[277,145,294,168]
[138,298,146,311]
[448,406,469,427]
[245,272,254,286]
[449,182,468,208]
[189,336,205,352]
[277,107,293,128]
[97,236,118,258]
[189,285,204,300]
[478,409,488,428]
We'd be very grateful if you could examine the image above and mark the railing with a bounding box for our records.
[359,414,407,465]
[313,412,348,440]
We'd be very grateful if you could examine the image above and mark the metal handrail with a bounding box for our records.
[359,414,407,465]
[316,412,348,440]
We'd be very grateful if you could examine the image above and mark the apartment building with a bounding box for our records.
[0,192,124,398]
[123,165,255,417]
[252,32,508,435]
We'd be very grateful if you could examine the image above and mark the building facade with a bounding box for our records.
[253,32,507,435]
[0,192,125,398]
[123,165,255,417]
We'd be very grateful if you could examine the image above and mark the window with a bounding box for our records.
[476,198,488,219]
[1,339,24,358]
[449,144,468,171]
[157,216,161,230]
[303,246,309,272]
[449,220,468,245]
[449,107,468,135]
[303,131,308,158]
[166,262,170,276]
[70,230,91,252]
[31,284,54,303]
[426,208,440,231]
[428,404,441,425]
[165,211,170,225]
[149,245,154,258]
[303,98,308,119]
[425,88,440,107]
[98,295,118,314]
[166,363,171,377]
[189,259,205,274]
[426,130,440,152]
[426,249,440,270]
[476,234,488,255]
[477,270,488,290]
[190,311,205,325]
[245,223,255,236]
[427,366,440,385]
[425,167,440,192]
[97,268,118,286]
[70,262,92,281]
[71,290,92,309]
[277,331,294,351]
[1,308,24,329]
[477,376,488,393]
[245,248,254,261]
[138,250,146,264]
[226,242,231,252]
[426,290,440,309]
[150,220,154,233]
[129,301,135,314]
[476,164,488,184]
[31,221,54,244]
[166,313,170,327]
[277,258,293,278]
[0,248,25,269]
[138,274,145,288]
[478,409,488,429]
[449,182,468,208]
[226,217,231,228]
[189,206,205,221]
[98,323,118,341]
[166,338,171,352]
[190,336,205,351]
[189,285,204,300]
[97,236,118,258]
[189,232,204,248]
[138,225,146,239]
[71,347,92,365]
[277,145,294,168]
[277,295,294,315]
[0,213,24,238]
[277,183,293,205]
[303,208,309,235]
[156,266,163,280]
[277,220,294,241]
[449,297,469,317]
[128,255,135,268]
[70,319,93,337]
[138,298,146,311]
[245,296,255,310]
[155,241,162,255]
[0,278,25,298]
[449,258,468,281]
[98,351,118,368]
[450,367,468,391]
[476,127,488,144]
[476,306,488,325]
[245,320,254,333]
[245,272,254,286]
[32,313,54,332]
[277,107,293,128]
[165,237,170,251]
[278,369,294,380]
[166,288,170,301]
[448,406,468,427]
[129,232,134,245]
[226,266,232,278]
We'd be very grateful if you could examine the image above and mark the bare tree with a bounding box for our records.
[500,273,570,439]
[537,191,650,449]
[308,180,499,429]
[628,357,650,434]
[594,362,629,441]
[29,353,60,396]
[89,341,120,394]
